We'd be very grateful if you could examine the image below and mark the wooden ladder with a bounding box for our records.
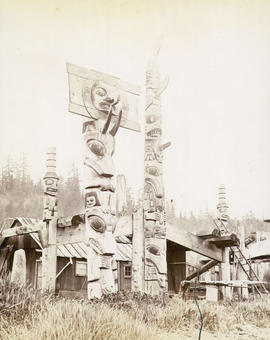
[214,219,270,298]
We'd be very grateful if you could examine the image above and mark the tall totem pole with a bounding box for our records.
[143,43,170,294]
[67,63,140,299]
[41,147,59,292]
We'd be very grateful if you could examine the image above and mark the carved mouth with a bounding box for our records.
[47,188,57,192]
[147,128,161,137]
[99,102,111,111]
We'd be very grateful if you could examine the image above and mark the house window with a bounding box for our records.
[75,261,87,276]
[124,264,131,278]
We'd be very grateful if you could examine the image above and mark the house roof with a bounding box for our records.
[30,232,132,261]
[246,239,270,259]
[0,217,132,262]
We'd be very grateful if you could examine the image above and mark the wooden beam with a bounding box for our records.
[210,234,239,247]
[1,224,42,238]
[66,63,141,94]
[185,260,219,281]
[181,280,270,288]
[166,223,223,262]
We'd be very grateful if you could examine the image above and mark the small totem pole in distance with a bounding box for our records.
[67,63,140,299]
[143,42,171,294]
[43,147,59,222]
[217,184,229,235]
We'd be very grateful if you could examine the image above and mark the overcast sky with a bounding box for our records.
[1,0,270,219]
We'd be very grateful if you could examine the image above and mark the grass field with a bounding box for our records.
[1,279,270,340]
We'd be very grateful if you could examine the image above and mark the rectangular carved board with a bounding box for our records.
[67,63,141,132]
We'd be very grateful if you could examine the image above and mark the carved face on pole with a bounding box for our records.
[83,105,122,192]
[86,208,116,256]
[145,239,167,288]
[86,206,117,297]
[43,175,58,220]
[91,81,122,116]
[44,177,58,196]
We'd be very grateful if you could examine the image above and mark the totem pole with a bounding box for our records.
[217,185,232,299]
[217,184,229,235]
[67,63,140,299]
[143,42,170,294]
[41,147,59,292]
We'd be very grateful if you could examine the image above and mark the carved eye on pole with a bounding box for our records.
[45,179,54,185]
[146,166,159,176]
[87,140,105,158]
[94,87,107,97]
[88,216,106,233]
[147,245,161,256]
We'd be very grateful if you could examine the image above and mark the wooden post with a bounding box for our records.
[67,63,140,299]
[143,40,170,294]
[11,249,26,286]
[116,175,128,216]
[42,218,57,292]
[41,147,59,293]
[220,247,232,299]
[131,209,144,292]
[237,224,249,299]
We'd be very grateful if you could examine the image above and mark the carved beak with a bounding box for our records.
[102,97,122,136]
[102,104,114,134]
[109,110,122,137]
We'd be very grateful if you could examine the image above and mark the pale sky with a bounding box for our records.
[1,0,270,219]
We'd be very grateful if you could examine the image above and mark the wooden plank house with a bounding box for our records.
[0,217,132,298]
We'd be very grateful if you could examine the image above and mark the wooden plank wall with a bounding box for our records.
[167,241,186,293]
[56,258,87,294]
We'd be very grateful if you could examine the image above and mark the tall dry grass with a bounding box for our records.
[0,278,270,340]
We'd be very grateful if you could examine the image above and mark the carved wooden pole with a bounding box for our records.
[66,63,140,299]
[83,118,118,299]
[143,42,170,295]
[217,185,232,300]
[131,209,144,292]
[41,147,59,292]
